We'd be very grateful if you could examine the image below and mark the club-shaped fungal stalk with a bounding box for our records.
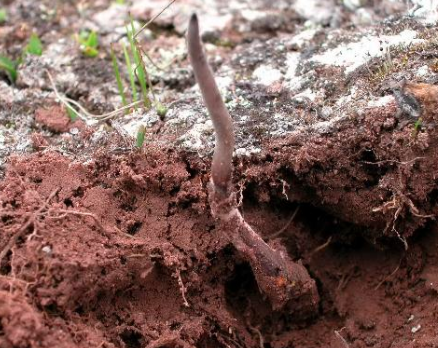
[188,14,234,199]
[188,14,319,313]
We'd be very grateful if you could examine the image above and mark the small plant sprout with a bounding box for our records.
[24,33,43,56]
[412,118,423,137]
[77,30,99,58]
[156,102,167,117]
[0,32,43,83]
[187,14,319,313]
[0,55,18,83]
[122,42,138,106]
[110,45,128,108]
[66,105,79,121]
[127,18,150,108]
[0,8,7,23]
[136,125,146,147]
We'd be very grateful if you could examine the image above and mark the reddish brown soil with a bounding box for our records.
[2,98,438,348]
[34,105,85,133]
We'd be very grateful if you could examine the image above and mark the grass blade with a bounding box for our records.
[127,19,150,108]
[25,33,43,56]
[122,42,138,105]
[110,46,127,108]
[0,55,17,83]
[136,125,146,147]
[66,105,78,121]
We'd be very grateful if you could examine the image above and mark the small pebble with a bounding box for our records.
[411,324,421,333]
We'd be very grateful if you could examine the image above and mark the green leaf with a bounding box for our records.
[79,30,90,42]
[123,42,137,105]
[25,33,43,56]
[127,18,150,108]
[114,0,125,4]
[86,31,98,48]
[0,55,17,83]
[156,103,167,118]
[66,105,78,121]
[110,46,127,107]
[136,125,146,147]
[83,46,99,58]
[78,31,99,57]
[0,9,7,23]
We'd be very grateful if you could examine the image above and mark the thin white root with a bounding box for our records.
[334,328,350,348]
[175,269,190,307]
[46,70,143,124]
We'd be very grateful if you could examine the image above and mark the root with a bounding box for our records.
[175,269,190,308]
[334,328,350,348]
[374,260,401,290]
[309,236,332,259]
[247,323,264,348]
[392,225,408,251]
[265,205,300,240]
[373,190,435,250]
[0,188,59,262]
[46,209,133,239]
[337,266,358,291]
[280,179,290,200]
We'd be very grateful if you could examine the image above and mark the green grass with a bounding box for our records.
[0,32,44,83]
[24,33,43,56]
[0,55,17,83]
[66,105,79,121]
[412,118,423,137]
[127,18,150,107]
[122,42,138,105]
[136,125,146,147]
[156,103,167,117]
[0,9,7,23]
[110,45,127,107]
[78,30,99,57]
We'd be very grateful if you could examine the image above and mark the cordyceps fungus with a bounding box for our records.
[187,14,319,315]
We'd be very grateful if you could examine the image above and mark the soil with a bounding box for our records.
[2,0,438,347]
[1,119,438,347]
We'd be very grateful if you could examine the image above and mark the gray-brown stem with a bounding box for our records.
[187,13,319,315]
[187,13,234,198]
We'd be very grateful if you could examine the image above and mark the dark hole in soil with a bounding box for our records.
[357,148,389,187]
[32,177,43,184]
[43,302,61,316]
[0,252,12,275]
[121,203,135,212]
[120,256,127,265]
[74,305,85,316]
[169,320,182,330]
[225,263,259,307]
[119,328,144,348]
[1,214,13,224]
[15,225,34,248]
[169,186,180,197]
[197,334,224,348]
[73,187,85,198]
[127,221,142,235]
[427,188,438,206]
[63,198,73,207]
